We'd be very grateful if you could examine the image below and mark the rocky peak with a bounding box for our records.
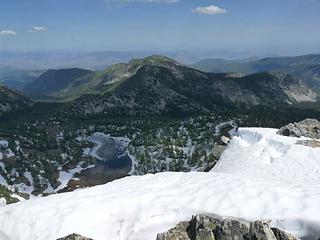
[129,55,180,66]
[240,72,317,103]
[96,55,181,88]
[277,118,320,139]
[56,233,93,240]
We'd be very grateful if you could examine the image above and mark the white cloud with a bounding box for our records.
[106,0,179,4]
[0,30,16,36]
[29,26,47,32]
[191,5,227,15]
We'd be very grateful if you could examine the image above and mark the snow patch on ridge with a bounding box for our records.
[213,128,320,184]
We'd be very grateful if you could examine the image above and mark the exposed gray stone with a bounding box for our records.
[196,228,215,240]
[296,139,320,148]
[205,144,227,172]
[157,215,297,240]
[56,233,93,240]
[215,218,250,240]
[277,119,320,139]
[156,222,190,240]
[211,144,227,160]
[249,221,277,240]
[188,214,222,239]
[271,228,298,240]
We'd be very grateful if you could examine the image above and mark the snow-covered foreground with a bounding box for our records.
[0,128,320,240]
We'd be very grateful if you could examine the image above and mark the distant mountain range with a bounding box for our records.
[0,50,285,70]
[192,54,320,91]
[1,54,319,117]
[68,56,317,116]
[0,51,149,70]
[0,67,42,91]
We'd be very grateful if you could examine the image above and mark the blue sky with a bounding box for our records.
[0,0,320,54]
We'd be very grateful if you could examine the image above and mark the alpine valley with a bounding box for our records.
[2,1,320,239]
[0,54,319,203]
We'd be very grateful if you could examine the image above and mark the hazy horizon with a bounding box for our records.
[1,0,320,56]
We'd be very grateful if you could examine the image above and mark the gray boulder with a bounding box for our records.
[249,221,277,240]
[204,144,227,172]
[188,214,222,240]
[156,222,190,240]
[196,228,215,240]
[56,233,93,240]
[211,144,227,161]
[271,228,298,240]
[277,119,320,139]
[215,218,250,240]
[157,215,298,240]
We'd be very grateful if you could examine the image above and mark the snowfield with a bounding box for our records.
[214,128,320,184]
[0,128,320,240]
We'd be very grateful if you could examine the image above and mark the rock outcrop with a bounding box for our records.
[156,222,190,240]
[271,228,298,240]
[56,233,93,240]
[296,139,320,148]
[249,221,277,240]
[205,142,228,172]
[156,215,298,240]
[277,118,320,139]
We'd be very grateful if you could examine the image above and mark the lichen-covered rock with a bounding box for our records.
[215,218,250,240]
[249,221,277,240]
[156,222,190,240]
[188,214,222,239]
[271,228,298,240]
[196,228,215,240]
[56,233,93,240]
[156,215,297,240]
[277,119,320,139]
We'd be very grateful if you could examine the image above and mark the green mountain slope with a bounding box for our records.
[23,55,180,101]
[0,85,33,116]
[24,68,93,100]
